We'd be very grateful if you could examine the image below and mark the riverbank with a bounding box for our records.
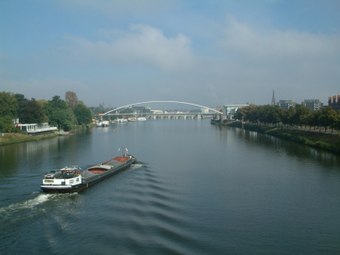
[0,132,59,146]
[0,124,94,146]
[223,121,340,155]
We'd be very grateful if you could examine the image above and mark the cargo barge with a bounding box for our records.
[41,152,136,193]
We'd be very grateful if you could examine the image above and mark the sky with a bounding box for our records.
[1,0,340,108]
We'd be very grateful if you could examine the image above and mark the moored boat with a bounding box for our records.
[41,151,136,193]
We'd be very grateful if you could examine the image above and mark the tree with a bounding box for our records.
[290,105,310,126]
[281,107,297,126]
[44,96,77,131]
[74,102,92,125]
[319,107,338,131]
[20,99,46,123]
[308,110,321,129]
[257,105,282,124]
[0,92,17,132]
[0,116,16,132]
[50,108,76,131]
[235,105,259,122]
[65,91,78,109]
[335,111,340,130]
[14,93,28,121]
[0,92,17,117]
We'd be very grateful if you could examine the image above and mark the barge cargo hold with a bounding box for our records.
[40,154,136,193]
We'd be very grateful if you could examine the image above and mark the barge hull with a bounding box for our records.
[40,184,86,193]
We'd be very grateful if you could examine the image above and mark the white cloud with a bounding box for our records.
[212,17,340,102]
[221,17,340,64]
[65,25,195,71]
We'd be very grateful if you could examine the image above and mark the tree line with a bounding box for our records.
[0,91,92,132]
[234,104,340,131]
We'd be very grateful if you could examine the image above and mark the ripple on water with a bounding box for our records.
[1,164,213,254]
[86,165,210,255]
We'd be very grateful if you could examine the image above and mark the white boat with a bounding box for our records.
[115,118,128,123]
[128,117,137,122]
[137,117,147,121]
[96,120,110,127]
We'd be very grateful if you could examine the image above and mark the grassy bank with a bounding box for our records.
[225,121,340,155]
[0,132,59,146]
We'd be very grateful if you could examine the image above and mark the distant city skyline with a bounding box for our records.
[1,0,340,107]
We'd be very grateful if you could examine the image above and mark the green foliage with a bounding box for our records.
[45,96,77,131]
[0,92,18,132]
[0,92,17,117]
[318,107,338,130]
[46,96,68,110]
[0,116,17,132]
[20,99,46,123]
[14,94,28,121]
[235,104,282,124]
[0,91,93,132]
[235,104,340,131]
[286,105,310,125]
[74,102,92,125]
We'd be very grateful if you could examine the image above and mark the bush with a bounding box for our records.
[0,116,17,133]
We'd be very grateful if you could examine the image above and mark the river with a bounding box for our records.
[1,120,340,254]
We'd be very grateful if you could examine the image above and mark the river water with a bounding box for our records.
[0,120,340,255]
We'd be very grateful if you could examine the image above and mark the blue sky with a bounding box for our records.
[1,0,340,107]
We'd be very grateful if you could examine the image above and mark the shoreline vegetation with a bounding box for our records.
[0,125,93,146]
[219,121,340,155]
[211,104,340,155]
[0,132,59,146]
[0,91,93,135]
[1,91,95,146]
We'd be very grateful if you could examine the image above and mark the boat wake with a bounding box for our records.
[0,192,80,229]
[0,193,52,216]
[131,163,143,169]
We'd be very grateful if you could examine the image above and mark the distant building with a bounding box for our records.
[201,107,210,114]
[302,99,323,111]
[278,100,296,110]
[328,94,340,110]
[151,109,164,114]
[222,104,249,119]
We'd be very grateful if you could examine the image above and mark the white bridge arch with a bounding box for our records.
[102,100,223,116]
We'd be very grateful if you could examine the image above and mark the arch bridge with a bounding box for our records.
[100,100,223,120]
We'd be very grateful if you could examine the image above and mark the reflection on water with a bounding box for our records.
[230,127,340,168]
[0,145,19,177]
[0,137,60,177]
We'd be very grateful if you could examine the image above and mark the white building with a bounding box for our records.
[222,104,249,119]
[17,123,58,134]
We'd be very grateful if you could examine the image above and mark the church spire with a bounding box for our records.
[271,90,276,105]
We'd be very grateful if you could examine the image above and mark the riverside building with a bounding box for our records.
[328,94,340,111]
[278,100,296,110]
[302,99,323,111]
